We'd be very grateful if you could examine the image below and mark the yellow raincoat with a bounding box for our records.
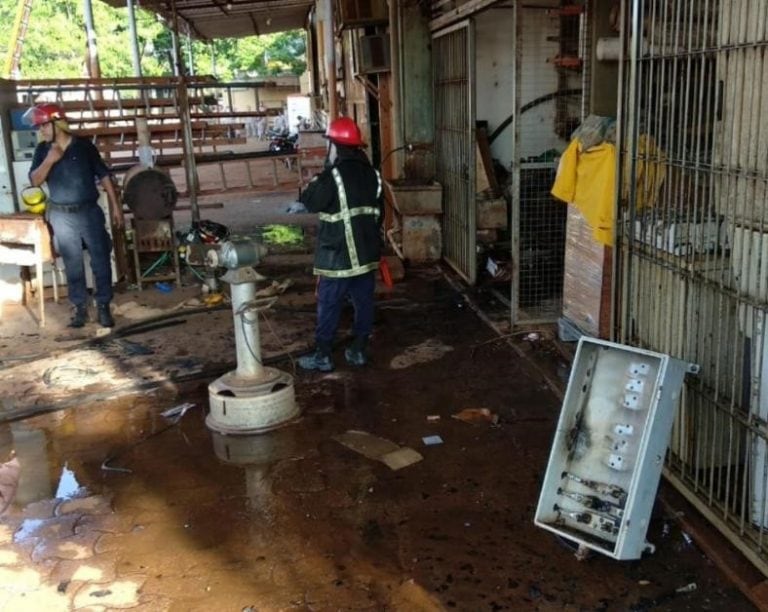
[551,134,666,246]
[551,138,617,246]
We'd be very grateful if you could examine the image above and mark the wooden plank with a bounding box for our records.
[97,138,246,153]
[90,125,244,142]
[15,75,216,87]
[77,122,209,137]
[476,123,500,196]
[475,143,491,193]
[49,97,212,114]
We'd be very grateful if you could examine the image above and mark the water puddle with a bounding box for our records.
[54,464,84,500]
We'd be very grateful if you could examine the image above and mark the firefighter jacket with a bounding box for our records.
[300,147,383,278]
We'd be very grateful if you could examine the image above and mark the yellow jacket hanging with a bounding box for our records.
[551,138,617,246]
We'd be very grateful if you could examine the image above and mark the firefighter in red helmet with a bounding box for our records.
[24,103,123,328]
[297,117,383,372]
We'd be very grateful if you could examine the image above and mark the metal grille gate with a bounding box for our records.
[433,22,476,283]
[619,0,768,574]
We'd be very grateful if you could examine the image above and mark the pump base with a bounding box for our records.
[206,367,299,434]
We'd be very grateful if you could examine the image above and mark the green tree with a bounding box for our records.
[0,0,306,79]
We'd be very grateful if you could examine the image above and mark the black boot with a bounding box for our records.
[68,305,88,328]
[97,303,115,328]
[345,335,369,366]
[297,340,334,372]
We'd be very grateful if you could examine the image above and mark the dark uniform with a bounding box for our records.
[30,137,113,312]
[298,145,383,370]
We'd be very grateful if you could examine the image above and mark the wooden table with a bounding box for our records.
[0,214,55,326]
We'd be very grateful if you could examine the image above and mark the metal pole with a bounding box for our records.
[388,0,402,173]
[620,0,643,344]
[126,0,142,78]
[186,34,195,76]
[170,29,180,77]
[322,0,337,119]
[230,283,263,379]
[170,0,200,222]
[83,0,102,79]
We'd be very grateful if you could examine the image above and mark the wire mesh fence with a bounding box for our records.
[512,4,588,323]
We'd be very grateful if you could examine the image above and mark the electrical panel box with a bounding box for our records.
[534,337,697,560]
[11,130,37,160]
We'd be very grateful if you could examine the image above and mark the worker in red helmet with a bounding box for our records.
[297,116,383,372]
[25,103,124,328]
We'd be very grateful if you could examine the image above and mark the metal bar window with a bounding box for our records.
[619,0,768,575]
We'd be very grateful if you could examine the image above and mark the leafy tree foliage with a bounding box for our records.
[0,0,306,79]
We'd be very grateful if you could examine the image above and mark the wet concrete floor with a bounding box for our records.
[0,196,754,612]
[0,261,758,611]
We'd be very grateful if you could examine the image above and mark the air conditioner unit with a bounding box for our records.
[338,0,388,28]
[358,34,390,74]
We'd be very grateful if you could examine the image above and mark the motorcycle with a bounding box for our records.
[268,130,299,154]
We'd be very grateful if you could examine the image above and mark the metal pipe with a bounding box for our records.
[510,2,521,326]
[126,0,142,78]
[610,0,627,342]
[388,0,402,176]
[170,29,180,77]
[322,0,337,119]
[82,0,103,107]
[83,0,102,80]
[385,228,405,260]
[231,283,263,379]
[620,0,643,344]
[170,0,200,223]
[186,34,195,76]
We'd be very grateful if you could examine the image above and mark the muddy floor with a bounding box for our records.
[0,196,757,611]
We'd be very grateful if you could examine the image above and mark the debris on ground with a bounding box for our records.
[426,415,441,422]
[286,201,308,214]
[112,301,167,320]
[422,435,443,446]
[42,365,99,388]
[160,403,197,421]
[333,430,423,470]
[451,407,499,425]
[389,339,454,369]
[0,453,20,514]
[256,278,294,298]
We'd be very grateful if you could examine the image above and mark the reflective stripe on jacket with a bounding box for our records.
[300,149,383,278]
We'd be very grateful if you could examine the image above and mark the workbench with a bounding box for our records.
[0,214,56,326]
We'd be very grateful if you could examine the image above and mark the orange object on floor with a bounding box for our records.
[379,257,393,288]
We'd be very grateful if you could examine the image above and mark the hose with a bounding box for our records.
[487,88,583,145]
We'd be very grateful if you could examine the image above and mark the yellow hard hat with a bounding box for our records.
[21,186,46,214]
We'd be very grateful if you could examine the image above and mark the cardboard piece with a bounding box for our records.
[333,430,423,470]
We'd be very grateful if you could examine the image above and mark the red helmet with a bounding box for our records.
[22,103,66,127]
[326,117,365,147]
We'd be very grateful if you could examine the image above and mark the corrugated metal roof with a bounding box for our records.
[102,0,312,40]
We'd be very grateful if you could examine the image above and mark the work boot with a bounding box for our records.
[344,335,368,367]
[97,303,115,328]
[297,349,334,372]
[68,305,88,328]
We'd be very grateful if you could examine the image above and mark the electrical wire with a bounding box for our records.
[378,144,413,171]
[236,296,279,367]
